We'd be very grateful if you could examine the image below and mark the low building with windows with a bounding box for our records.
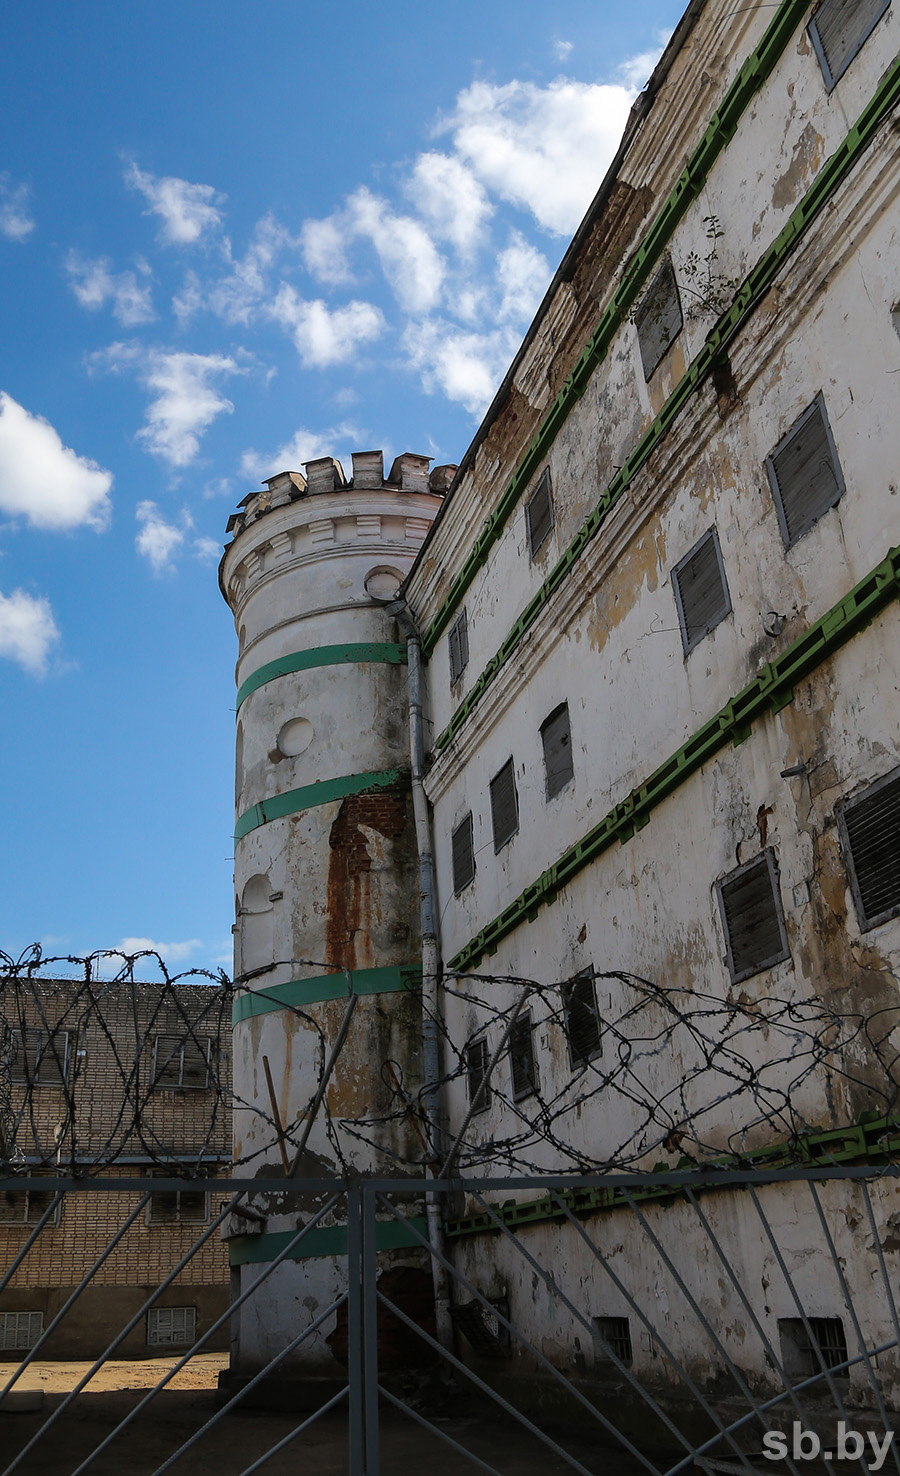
[0,977,231,1358]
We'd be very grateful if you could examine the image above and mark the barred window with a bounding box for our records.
[716,850,791,983]
[147,1176,209,1226]
[452,813,476,894]
[490,759,519,852]
[809,0,891,90]
[449,608,469,685]
[561,971,601,1068]
[593,1316,633,1366]
[147,1306,197,1347]
[525,469,554,558]
[635,257,683,380]
[509,1012,539,1101]
[779,1317,848,1379]
[10,1028,70,1088]
[541,703,574,799]
[152,1034,211,1090]
[464,1037,491,1115]
[0,1181,61,1227]
[672,528,731,654]
[765,394,845,549]
[838,767,900,930]
[0,1312,43,1352]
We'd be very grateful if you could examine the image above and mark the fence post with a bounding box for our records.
[347,1181,365,1473]
[362,1180,381,1476]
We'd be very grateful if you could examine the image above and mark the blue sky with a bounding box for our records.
[0,0,684,975]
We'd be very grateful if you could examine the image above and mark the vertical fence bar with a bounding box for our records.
[347,1181,365,1475]
[362,1181,380,1476]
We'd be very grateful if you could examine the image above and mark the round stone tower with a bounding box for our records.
[219,448,449,1376]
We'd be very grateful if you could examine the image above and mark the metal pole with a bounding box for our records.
[347,1181,365,1474]
[362,1181,380,1476]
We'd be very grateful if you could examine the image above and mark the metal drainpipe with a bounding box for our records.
[388,599,454,1351]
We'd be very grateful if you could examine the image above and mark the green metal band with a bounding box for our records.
[236,642,407,712]
[229,1215,428,1265]
[435,55,900,755]
[232,965,423,1026]
[234,767,410,841]
[448,547,900,975]
[444,1114,900,1239]
[421,0,811,660]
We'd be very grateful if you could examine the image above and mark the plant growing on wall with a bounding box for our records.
[678,215,740,321]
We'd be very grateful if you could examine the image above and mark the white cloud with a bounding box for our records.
[0,588,60,675]
[172,269,205,325]
[438,77,635,235]
[95,344,241,466]
[618,34,670,91]
[115,936,203,963]
[135,501,185,572]
[409,153,493,255]
[124,161,225,245]
[301,215,353,286]
[271,286,384,368]
[240,420,365,484]
[403,319,520,417]
[496,232,550,322]
[193,534,222,563]
[347,188,445,315]
[553,39,574,62]
[0,174,35,242]
[207,215,298,325]
[0,392,112,530]
[65,252,155,326]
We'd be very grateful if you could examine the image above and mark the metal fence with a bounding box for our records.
[1,1164,899,1475]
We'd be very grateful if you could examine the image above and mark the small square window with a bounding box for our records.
[635,257,683,380]
[540,703,574,799]
[464,1037,491,1115]
[509,1012,539,1101]
[449,608,469,685]
[0,1181,61,1227]
[152,1034,211,1090]
[561,971,601,1068]
[716,850,791,984]
[452,812,476,894]
[779,1317,848,1380]
[525,469,554,559]
[671,528,731,654]
[0,1311,43,1352]
[489,759,519,852]
[147,1306,197,1347]
[765,393,845,549]
[10,1028,70,1088]
[809,0,891,90]
[838,766,900,930]
[593,1315,633,1366]
[147,1176,209,1226]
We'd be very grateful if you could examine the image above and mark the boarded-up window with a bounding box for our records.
[593,1316,633,1366]
[765,394,845,548]
[809,0,891,89]
[152,1035,211,1090]
[452,813,476,894]
[449,608,469,684]
[838,767,900,930]
[0,1181,60,1227]
[561,971,601,1068]
[541,703,574,799]
[635,257,683,380]
[526,469,554,558]
[779,1317,848,1379]
[0,1312,43,1352]
[672,528,731,654]
[716,851,791,983]
[147,1306,197,1347]
[490,759,519,852]
[509,1012,539,1100]
[464,1037,491,1114]
[10,1028,69,1088]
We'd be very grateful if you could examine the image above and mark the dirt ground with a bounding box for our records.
[0,1356,636,1475]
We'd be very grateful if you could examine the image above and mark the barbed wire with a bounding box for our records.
[2,945,898,1182]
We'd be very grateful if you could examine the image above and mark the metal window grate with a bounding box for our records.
[147,1306,197,1347]
[11,1028,69,1088]
[779,1317,849,1379]
[635,257,683,380]
[148,1182,209,1226]
[452,812,476,894]
[672,528,731,654]
[464,1037,491,1114]
[526,469,554,558]
[839,767,900,929]
[765,393,845,548]
[562,971,601,1068]
[449,608,469,685]
[809,0,891,90]
[451,1299,511,1357]
[490,758,519,852]
[716,851,791,984]
[0,1311,43,1352]
[509,1012,539,1100]
[152,1034,211,1090]
[541,703,574,799]
[593,1315,633,1366]
[0,1181,61,1227]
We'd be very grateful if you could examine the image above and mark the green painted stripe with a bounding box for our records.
[232,965,423,1025]
[235,768,410,840]
[229,1215,428,1265]
[420,0,811,660]
[448,547,900,974]
[236,642,407,711]
[434,55,900,756]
